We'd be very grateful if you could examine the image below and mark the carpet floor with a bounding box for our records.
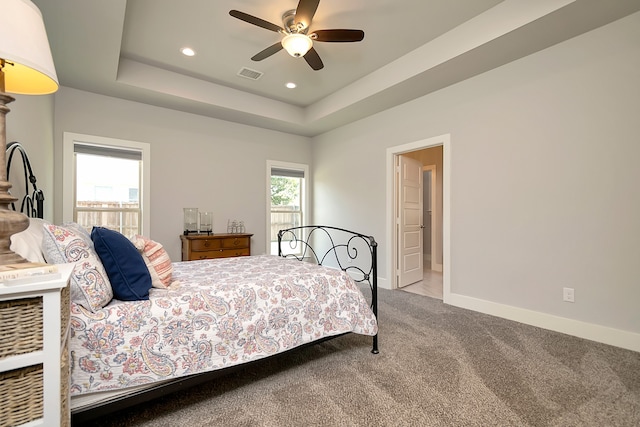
[83,287,640,426]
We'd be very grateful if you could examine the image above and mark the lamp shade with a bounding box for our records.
[281,33,313,58]
[0,0,58,94]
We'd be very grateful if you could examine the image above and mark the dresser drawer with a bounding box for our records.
[221,236,250,249]
[191,250,222,260]
[191,239,222,251]
[191,248,250,259]
[210,248,250,259]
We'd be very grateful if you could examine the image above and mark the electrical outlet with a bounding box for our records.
[563,287,575,303]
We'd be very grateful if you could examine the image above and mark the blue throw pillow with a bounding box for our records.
[91,226,152,301]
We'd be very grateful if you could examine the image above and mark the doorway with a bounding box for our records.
[386,134,451,303]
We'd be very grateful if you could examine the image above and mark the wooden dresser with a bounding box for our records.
[180,233,253,261]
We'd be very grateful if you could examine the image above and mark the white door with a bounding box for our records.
[397,155,423,287]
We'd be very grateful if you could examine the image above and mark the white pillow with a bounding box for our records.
[10,217,50,263]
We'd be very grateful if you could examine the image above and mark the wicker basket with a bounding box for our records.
[60,284,70,338]
[0,297,43,359]
[0,364,44,427]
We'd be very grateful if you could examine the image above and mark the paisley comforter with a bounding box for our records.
[69,255,378,395]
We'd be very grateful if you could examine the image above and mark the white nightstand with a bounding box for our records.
[0,263,73,427]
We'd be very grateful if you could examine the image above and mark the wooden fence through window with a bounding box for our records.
[270,206,300,241]
[75,201,139,237]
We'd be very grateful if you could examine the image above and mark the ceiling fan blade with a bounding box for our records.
[251,43,284,61]
[294,0,320,30]
[303,47,324,70]
[229,10,284,33]
[313,29,365,42]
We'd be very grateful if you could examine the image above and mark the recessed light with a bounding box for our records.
[180,47,195,57]
[286,82,297,89]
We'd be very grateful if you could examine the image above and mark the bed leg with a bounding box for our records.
[371,334,379,354]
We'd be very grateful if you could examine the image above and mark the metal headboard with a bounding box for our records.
[277,225,378,354]
[6,141,44,218]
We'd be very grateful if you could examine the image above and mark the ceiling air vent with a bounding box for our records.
[237,67,263,81]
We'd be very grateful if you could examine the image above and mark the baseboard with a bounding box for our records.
[378,276,391,290]
[447,293,640,353]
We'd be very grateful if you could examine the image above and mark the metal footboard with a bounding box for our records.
[277,225,379,354]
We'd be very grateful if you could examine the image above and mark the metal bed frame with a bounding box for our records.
[72,225,379,424]
[278,225,379,354]
[6,141,44,218]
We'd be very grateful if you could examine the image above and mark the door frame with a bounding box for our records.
[386,134,451,303]
[423,164,438,271]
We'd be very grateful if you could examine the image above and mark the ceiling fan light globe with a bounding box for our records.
[281,33,312,57]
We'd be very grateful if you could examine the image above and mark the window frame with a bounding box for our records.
[63,132,151,236]
[266,160,309,255]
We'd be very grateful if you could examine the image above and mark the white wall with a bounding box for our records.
[312,13,640,349]
[49,88,311,260]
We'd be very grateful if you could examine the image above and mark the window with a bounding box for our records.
[63,133,150,237]
[267,161,309,255]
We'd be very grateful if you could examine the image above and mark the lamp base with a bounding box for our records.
[0,91,29,264]
[0,209,28,264]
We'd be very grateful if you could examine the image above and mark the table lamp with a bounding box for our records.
[0,0,58,264]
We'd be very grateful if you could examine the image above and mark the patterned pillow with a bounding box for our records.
[42,224,113,312]
[142,254,164,289]
[130,235,176,289]
[62,221,93,248]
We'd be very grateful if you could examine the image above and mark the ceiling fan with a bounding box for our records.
[229,0,364,71]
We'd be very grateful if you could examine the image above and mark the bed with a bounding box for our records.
[12,222,379,424]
